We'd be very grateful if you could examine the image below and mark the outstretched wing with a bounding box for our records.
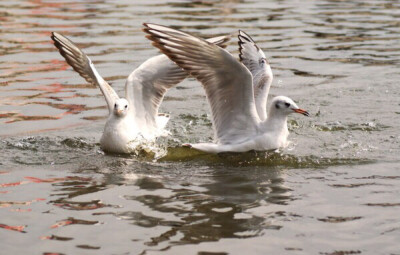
[125,35,231,129]
[51,32,119,114]
[238,30,273,121]
[143,23,260,144]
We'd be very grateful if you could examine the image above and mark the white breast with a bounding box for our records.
[100,115,139,153]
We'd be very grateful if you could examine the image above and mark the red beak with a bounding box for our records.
[293,108,310,117]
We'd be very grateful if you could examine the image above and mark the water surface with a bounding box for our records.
[1,0,400,254]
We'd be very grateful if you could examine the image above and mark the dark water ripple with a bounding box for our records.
[1,0,400,254]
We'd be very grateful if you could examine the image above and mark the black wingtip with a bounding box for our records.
[142,23,150,30]
[237,30,261,62]
[50,32,64,42]
[50,32,57,42]
[238,30,254,43]
[238,32,245,62]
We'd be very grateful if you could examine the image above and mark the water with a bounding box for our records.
[1,0,400,254]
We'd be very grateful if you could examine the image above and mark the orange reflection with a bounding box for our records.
[0,224,26,233]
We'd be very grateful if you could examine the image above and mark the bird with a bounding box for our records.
[51,32,230,154]
[143,23,309,154]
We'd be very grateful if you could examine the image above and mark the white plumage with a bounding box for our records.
[51,32,230,153]
[144,24,310,154]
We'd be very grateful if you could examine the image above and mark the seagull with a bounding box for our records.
[51,32,230,153]
[143,23,309,154]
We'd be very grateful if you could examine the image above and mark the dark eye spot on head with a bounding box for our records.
[125,105,128,109]
[260,58,266,65]
[285,102,290,107]
[114,103,117,108]
[275,103,280,109]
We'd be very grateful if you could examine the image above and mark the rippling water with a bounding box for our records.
[1,0,400,254]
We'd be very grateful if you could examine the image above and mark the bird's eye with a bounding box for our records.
[125,105,128,109]
[285,102,290,107]
[114,103,117,108]
[275,103,280,109]
[260,58,266,64]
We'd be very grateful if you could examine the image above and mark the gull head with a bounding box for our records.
[113,98,129,117]
[271,96,309,117]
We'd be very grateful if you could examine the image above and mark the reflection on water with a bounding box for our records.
[1,161,292,252]
[1,156,399,254]
[1,0,400,254]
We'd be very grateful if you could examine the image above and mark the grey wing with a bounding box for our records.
[125,54,186,129]
[125,35,231,129]
[238,30,273,121]
[143,23,260,144]
[51,32,119,114]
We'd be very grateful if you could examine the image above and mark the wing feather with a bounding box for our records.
[125,35,231,129]
[238,30,273,121]
[143,23,259,144]
[51,32,119,113]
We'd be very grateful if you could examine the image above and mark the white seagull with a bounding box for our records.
[51,32,229,153]
[143,23,309,154]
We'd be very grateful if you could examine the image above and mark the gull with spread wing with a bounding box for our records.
[51,32,229,153]
[143,23,309,153]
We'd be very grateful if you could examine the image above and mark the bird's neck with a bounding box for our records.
[261,110,288,133]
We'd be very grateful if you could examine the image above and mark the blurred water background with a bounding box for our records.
[1,0,400,254]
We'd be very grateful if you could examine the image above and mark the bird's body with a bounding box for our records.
[51,32,229,153]
[101,110,138,153]
[144,24,309,154]
[189,97,299,153]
